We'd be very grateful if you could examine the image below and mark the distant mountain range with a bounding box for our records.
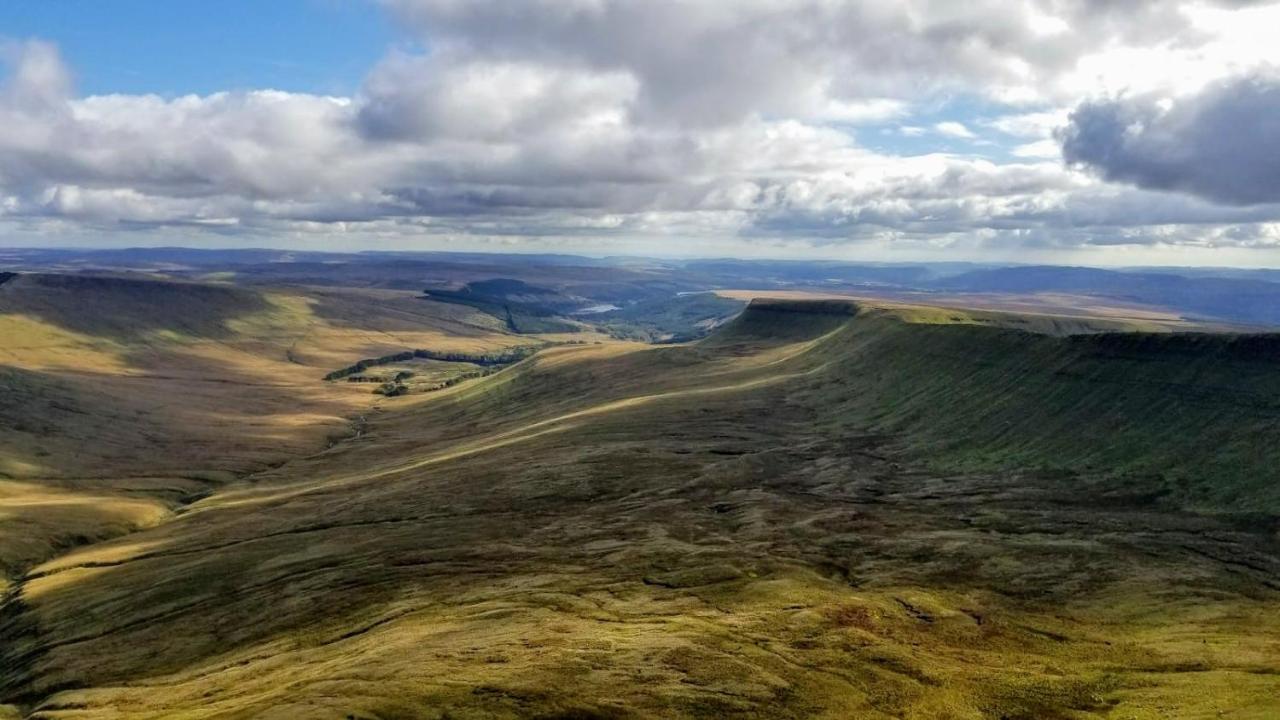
[4,247,1280,327]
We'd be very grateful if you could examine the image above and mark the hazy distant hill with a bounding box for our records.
[934,265,1280,326]
[6,247,1280,328]
[0,272,269,341]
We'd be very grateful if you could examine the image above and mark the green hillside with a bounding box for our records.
[0,273,270,342]
[728,300,1280,513]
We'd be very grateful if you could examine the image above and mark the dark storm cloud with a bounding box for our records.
[1061,71,1280,205]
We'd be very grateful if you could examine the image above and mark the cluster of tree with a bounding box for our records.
[414,347,539,365]
[374,381,410,397]
[374,367,500,397]
[324,346,540,382]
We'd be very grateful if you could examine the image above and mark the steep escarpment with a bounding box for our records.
[711,299,1280,512]
[706,298,857,345]
[749,301,1280,513]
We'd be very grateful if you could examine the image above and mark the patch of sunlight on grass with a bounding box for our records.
[0,313,128,372]
[528,341,647,370]
[715,289,1194,336]
[197,272,237,283]
[222,292,318,337]
[873,303,1176,335]
[23,565,119,600]
[0,481,171,595]
[0,457,48,477]
[138,327,200,345]
[35,538,169,577]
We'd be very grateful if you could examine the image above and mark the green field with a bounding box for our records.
[2,288,1279,718]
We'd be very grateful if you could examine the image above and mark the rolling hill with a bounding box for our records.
[2,296,1277,718]
[11,248,1280,330]
[0,273,271,342]
[0,272,535,603]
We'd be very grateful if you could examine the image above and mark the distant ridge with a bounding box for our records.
[7,247,1280,327]
[935,264,1280,326]
[742,298,859,315]
[0,272,269,341]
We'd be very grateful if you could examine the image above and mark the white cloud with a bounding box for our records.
[934,121,976,139]
[1011,140,1061,159]
[1,2,1280,262]
[812,98,908,124]
[985,110,1068,138]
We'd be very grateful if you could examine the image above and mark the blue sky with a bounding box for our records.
[0,0,395,97]
[0,0,1011,159]
[0,1,1278,266]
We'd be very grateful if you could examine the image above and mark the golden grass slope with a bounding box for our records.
[0,274,534,607]
[0,276,531,479]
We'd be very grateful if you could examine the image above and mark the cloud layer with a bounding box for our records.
[1,1,1280,261]
[1062,71,1280,206]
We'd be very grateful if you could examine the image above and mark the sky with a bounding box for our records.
[1,0,1279,266]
